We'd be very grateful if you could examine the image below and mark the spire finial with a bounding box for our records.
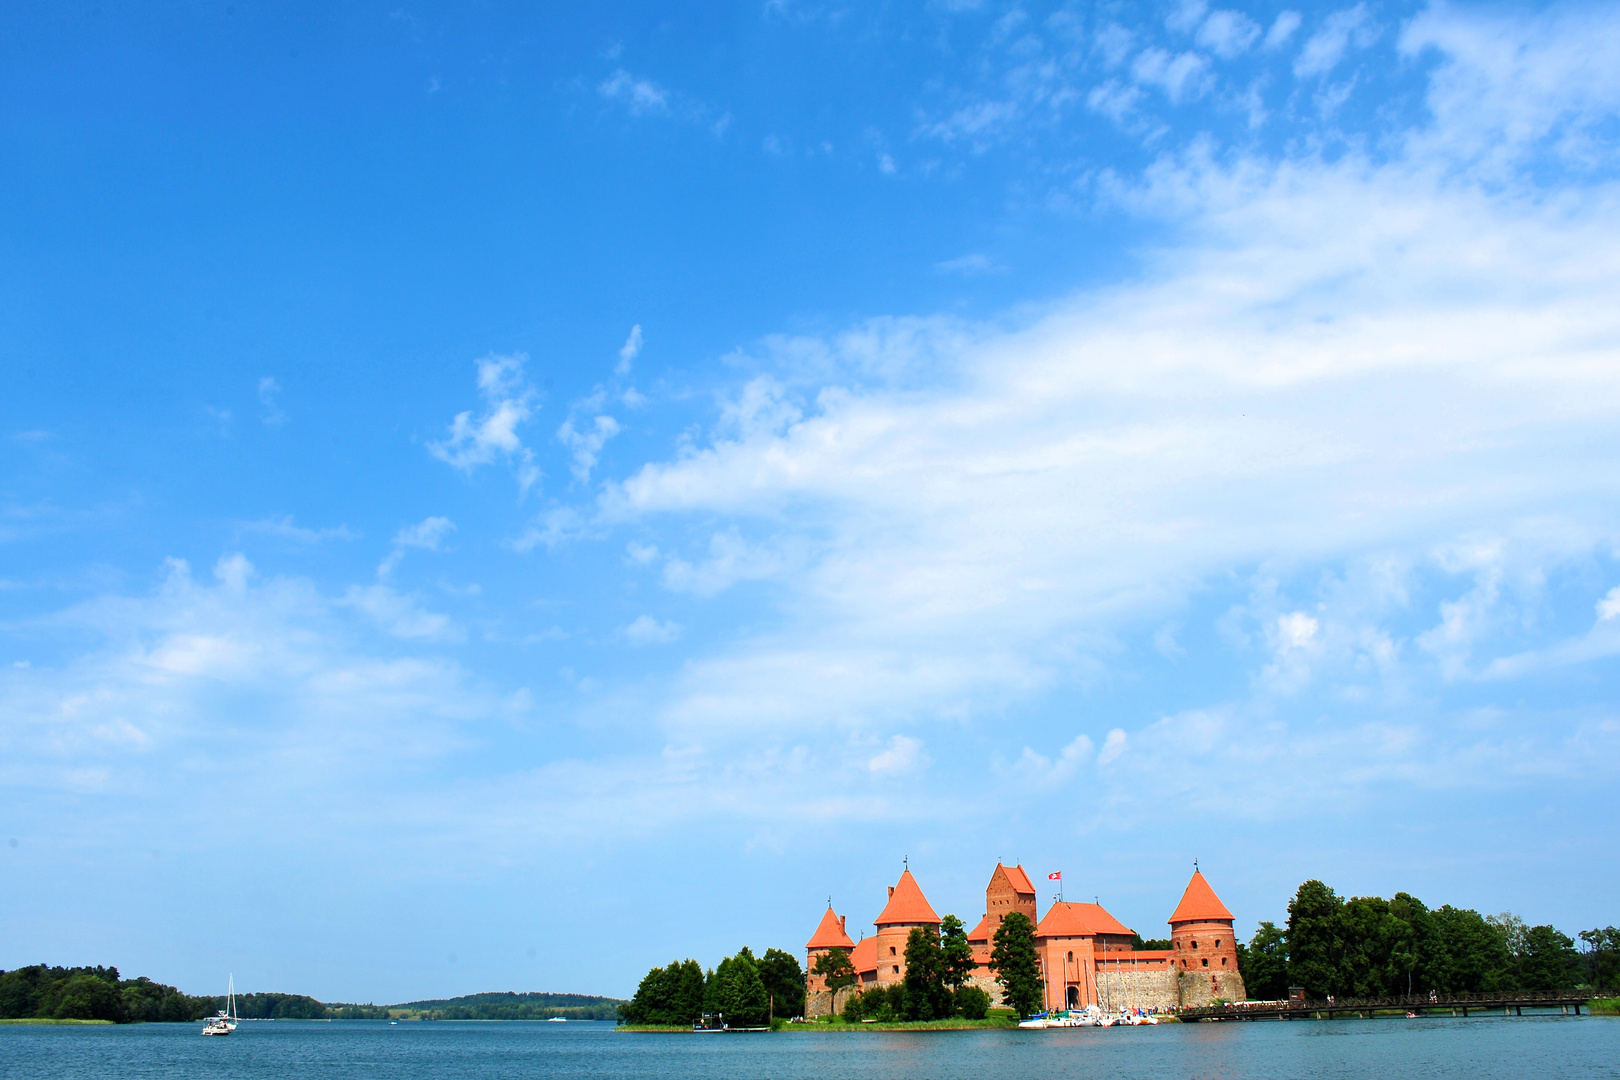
[1194,857,1199,872]
[903,855,908,872]
[828,895,833,909]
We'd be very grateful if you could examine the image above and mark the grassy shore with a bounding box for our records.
[785,1016,1017,1031]
[0,1018,116,1026]
[1590,998,1619,1016]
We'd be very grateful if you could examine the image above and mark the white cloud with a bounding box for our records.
[239,516,357,543]
[1165,0,1208,35]
[557,414,623,483]
[616,325,643,376]
[935,253,1002,276]
[1400,4,1620,174]
[377,516,455,578]
[1008,734,1095,789]
[1600,587,1620,622]
[1196,10,1261,59]
[917,100,1020,144]
[1264,10,1302,50]
[428,354,541,494]
[258,377,286,425]
[1294,4,1377,79]
[868,734,925,775]
[599,69,669,115]
[1132,48,1213,104]
[661,531,796,598]
[623,615,683,645]
[1096,728,1129,765]
[342,584,458,641]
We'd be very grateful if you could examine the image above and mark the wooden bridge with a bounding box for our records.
[1178,989,1608,1022]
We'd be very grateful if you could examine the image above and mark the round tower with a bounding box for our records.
[872,868,940,985]
[1167,867,1245,1005]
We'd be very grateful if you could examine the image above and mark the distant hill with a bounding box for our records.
[386,991,624,1021]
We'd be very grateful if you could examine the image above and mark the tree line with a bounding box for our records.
[1238,880,1618,1000]
[0,964,624,1023]
[0,965,218,1023]
[619,948,806,1027]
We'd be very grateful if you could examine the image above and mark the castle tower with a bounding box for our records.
[1167,867,1245,1005]
[805,906,856,991]
[967,863,1036,989]
[872,869,940,984]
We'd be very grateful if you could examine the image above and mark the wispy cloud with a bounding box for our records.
[239,516,357,544]
[429,354,541,494]
[377,516,456,579]
[599,69,670,115]
[258,376,286,426]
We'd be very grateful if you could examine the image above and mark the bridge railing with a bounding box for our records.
[1178,988,1612,1018]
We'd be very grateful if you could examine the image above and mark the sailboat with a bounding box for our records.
[201,974,239,1036]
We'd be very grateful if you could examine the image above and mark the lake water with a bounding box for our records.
[2,1015,1616,1080]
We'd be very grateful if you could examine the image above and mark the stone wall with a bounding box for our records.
[1173,969,1247,1008]
[804,987,855,1019]
[1093,969,1181,1012]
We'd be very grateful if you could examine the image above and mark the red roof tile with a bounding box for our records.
[874,870,940,926]
[807,907,856,950]
[966,912,997,943]
[850,936,878,975]
[1035,901,1134,939]
[1001,864,1036,895]
[1167,870,1234,924]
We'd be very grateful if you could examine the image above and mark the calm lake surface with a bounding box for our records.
[2,1015,1616,1080]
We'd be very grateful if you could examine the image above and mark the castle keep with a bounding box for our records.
[804,864,1244,1016]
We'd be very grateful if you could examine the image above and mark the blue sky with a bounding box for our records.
[3,0,1619,1003]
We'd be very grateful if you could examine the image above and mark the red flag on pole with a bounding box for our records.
[1048,871,1061,881]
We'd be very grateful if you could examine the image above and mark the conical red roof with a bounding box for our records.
[874,869,940,926]
[1167,870,1233,924]
[807,907,856,950]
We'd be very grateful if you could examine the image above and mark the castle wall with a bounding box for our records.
[1093,969,1180,1012]
[1174,969,1247,1007]
[804,987,855,1019]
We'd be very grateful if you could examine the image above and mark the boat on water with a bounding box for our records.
[201,975,239,1036]
[547,1017,567,1023]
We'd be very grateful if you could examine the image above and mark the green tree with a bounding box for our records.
[902,925,952,1020]
[712,949,770,1027]
[1430,906,1512,992]
[954,985,991,1020]
[990,911,1043,1018]
[810,948,856,1013]
[1519,926,1578,992]
[1388,892,1437,996]
[40,974,125,1022]
[757,948,805,1020]
[1578,927,1620,988]
[1240,921,1290,1000]
[939,915,977,992]
[1131,934,1172,951]
[1286,880,1346,997]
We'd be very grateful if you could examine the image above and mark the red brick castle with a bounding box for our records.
[804,863,1244,1016]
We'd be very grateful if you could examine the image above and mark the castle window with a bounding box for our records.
[1191,940,1198,949]
[1215,939,1221,948]
[890,947,896,956]
[1201,959,1208,968]
[1067,952,1073,962]
[1221,958,1227,967]
[892,965,899,974]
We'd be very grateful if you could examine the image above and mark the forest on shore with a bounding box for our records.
[1238,880,1618,1000]
[0,966,622,1023]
